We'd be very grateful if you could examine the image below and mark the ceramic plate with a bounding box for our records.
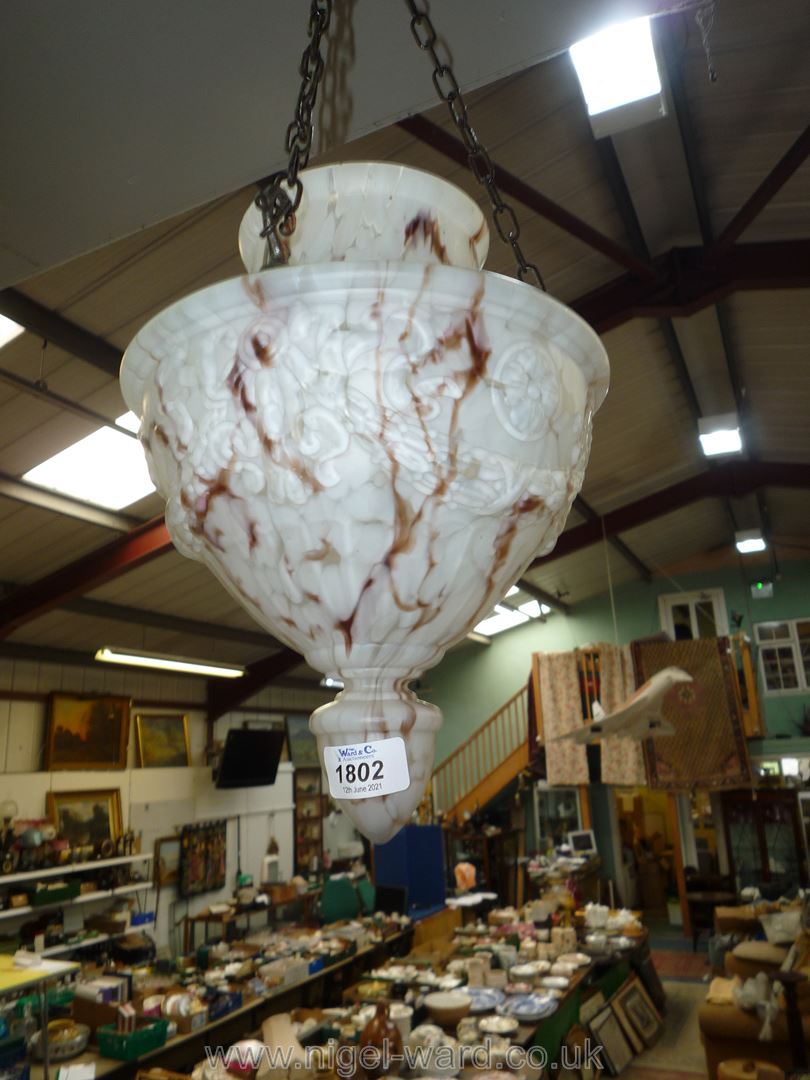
[557,953,590,967]
[540,976,570,990]
[465,988,505,1014]
[498,993,558,1023]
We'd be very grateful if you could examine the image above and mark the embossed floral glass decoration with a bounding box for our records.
[121,161,608,843]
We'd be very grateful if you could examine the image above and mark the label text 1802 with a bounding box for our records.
[335,760,384,784]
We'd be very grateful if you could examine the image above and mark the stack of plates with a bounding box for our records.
[497,993,558,1024]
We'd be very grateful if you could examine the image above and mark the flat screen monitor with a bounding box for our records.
[567,828,597,855]
[214,727,285,788]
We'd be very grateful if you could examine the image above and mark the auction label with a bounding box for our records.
[323,737,410,799]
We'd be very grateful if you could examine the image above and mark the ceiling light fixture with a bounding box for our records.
[23,411,155,510]
[95,646,244,679]
[570,16,665,138]
[698,413,743,457]
[474,605,530,637]
[735,529,767,555]
[0,315,25,350]
[320,676,345,690]
[118,0,609,844]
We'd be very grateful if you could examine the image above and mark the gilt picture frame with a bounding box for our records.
[47,788,123,845]
[135,713,191,768]
[45,693,130,770]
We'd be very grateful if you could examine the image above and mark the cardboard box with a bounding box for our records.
[72,995,120,1039]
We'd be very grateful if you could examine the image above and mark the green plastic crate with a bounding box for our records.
[97,1019,168,1061]
[28,881,81,906]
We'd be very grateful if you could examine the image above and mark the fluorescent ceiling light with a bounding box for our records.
[698,413,742,457]
[23,410,155,510]
[570,17,661,117]
[474,605,529,637]
[735,529,766,554]
[505,586,520,598]
[320,676,345,690]
[0,315,24,350]
[95,646,244,679]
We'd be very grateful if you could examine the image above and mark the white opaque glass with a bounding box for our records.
[121,163,609,843]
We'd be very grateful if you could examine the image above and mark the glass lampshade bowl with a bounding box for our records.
[120,162,609,843]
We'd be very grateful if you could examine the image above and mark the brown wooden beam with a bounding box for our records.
[206,648,303,729]
[571,239,810,333]
[397,114,658,282]
[710,125,810,257]
[0,516,171,639]
[532,461,810,568]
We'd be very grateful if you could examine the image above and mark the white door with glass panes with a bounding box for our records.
[658,589,729,641]
[755,619,810,695]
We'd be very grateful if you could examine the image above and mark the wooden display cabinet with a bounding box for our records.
[294,767,324,872]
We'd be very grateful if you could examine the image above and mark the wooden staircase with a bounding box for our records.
[432,686,530,822]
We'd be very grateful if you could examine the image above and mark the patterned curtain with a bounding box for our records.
[536,651,588,785]
[595,642,647,786]
[633,637,753,790]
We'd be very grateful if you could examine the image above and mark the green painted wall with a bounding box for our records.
[424,559,810,763]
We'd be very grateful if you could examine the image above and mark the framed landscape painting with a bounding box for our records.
[47,789,123,845]
[46,693,130,770]
[135,713,191,768]
[154,836,181,887]
[285,714,319,768]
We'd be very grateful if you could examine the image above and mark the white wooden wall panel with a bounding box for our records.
[0,658,304,954]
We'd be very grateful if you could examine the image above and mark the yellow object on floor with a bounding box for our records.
[718,1060,785,1080]
[706,976,740,1005]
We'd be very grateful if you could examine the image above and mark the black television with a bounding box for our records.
[214,728,285,788]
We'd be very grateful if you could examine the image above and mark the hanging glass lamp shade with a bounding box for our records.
[120,162,609,843]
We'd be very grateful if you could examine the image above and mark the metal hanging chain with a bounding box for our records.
[404,0,545,290]
[255,0,333,267]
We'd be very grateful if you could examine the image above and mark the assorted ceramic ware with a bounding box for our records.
[464,988,505,1014]
[498,993,559,1024]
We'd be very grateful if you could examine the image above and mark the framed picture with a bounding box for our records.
[135,713,191,768]
[610,981,644,1054]
[589,1007,634,1077]
[285,714,319,768]
[154,836,181,887]
[47,789,123,845]
[613,977,663,1048]
[46,693,130,770]
[579,990,606,1028]
[563,1024,603,1080]
[178,821,227,898]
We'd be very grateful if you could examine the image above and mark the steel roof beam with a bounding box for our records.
[572,237,810,332]
[710,124,810,257]
[207,647,303,726]
[0,515,171,639]
[0,289,122,377]
[0,471,139,531]
[573,494,652,581]
[397,114,659,282]
[515,578,571,616]
[533,461,810,567]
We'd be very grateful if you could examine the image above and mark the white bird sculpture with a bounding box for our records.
[556,666,693,744]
